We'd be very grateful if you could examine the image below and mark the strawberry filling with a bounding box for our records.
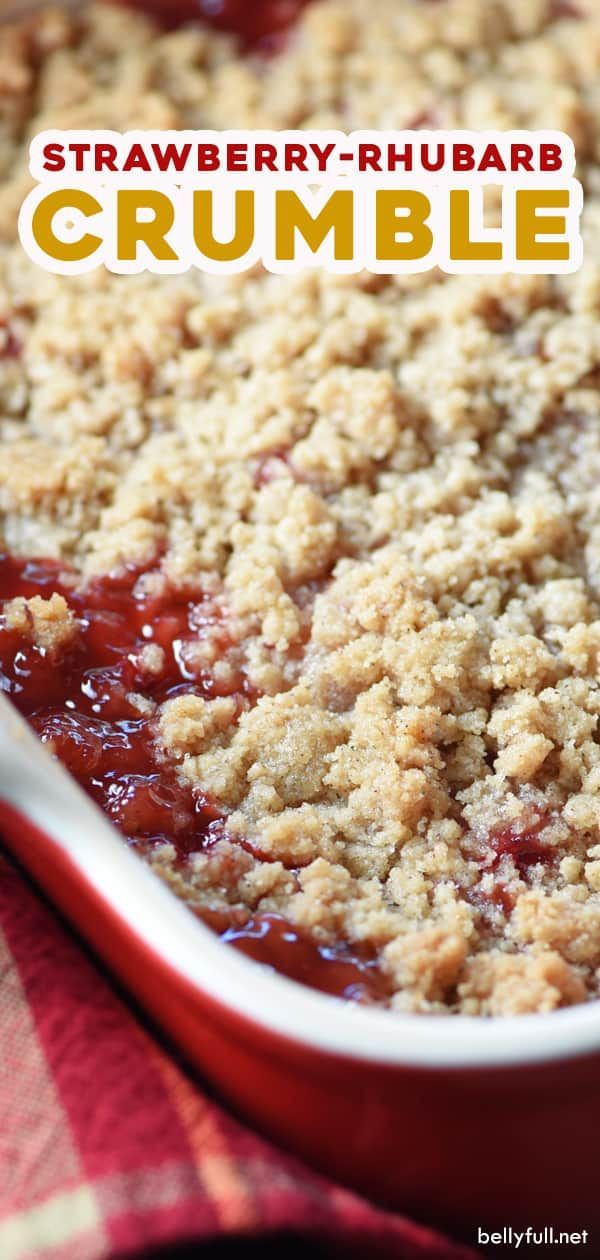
[486,813,553,879]
[121,0,311,48]
[0,554,237,853]
[0,553,387,1001]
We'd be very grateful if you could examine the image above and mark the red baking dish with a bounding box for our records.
[1,695,600,1252]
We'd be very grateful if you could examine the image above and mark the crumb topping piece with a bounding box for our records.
[4,592,79,656]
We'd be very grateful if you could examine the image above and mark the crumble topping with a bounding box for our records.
[2,0,600,1012]
[3,591,78,655]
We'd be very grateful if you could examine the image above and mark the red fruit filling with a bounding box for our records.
[204,910,391,1003]
[121,0,310,48]
[469,811,554,920]
[0,553,240,854]
[0,553,388,1001]
[487,813,553,878]
[462,808,556,924]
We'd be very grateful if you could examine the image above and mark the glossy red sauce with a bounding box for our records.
[487,812,553,878]
[0,554,240,853]
[0,553,389,1002]
[468,810,554,920]
[122,0,310,47]
[204,909,391,1003]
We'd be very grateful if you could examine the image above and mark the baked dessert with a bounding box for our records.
[1,0,600,1015]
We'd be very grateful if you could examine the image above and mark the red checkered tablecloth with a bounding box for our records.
[0,852,478,1260]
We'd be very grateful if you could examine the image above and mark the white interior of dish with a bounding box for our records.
[1,693,600,1070]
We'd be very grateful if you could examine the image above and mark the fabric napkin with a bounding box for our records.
[0,851,478,1260]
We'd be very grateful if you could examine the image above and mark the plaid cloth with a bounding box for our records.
[0,851,478,1260]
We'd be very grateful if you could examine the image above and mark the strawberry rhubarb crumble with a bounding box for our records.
[1,0,600,1015]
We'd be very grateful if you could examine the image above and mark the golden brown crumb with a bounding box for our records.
[4,593,79,657]
[458,950,587,1016]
